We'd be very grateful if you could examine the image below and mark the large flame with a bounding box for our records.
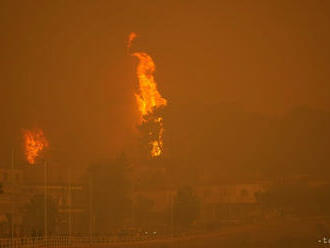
[23,129,48,164]
[128,32,167,157]
[133,52,167,117]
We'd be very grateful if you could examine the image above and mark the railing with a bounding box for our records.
[0,233,189,248]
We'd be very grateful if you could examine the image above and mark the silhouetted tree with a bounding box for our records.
[137,107,166,157]
[173,186,200,228]
[135,195,154,226]
[23,194,58,235]
[88,153,131,231]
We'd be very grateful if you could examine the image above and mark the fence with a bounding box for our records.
[0,233,185,248]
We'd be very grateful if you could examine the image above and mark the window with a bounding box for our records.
[240,189,248,197]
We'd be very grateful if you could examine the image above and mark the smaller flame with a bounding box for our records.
[151,140,162,157]
[150,117,164,157]
[23,129,48,165]
[127,32,137,51]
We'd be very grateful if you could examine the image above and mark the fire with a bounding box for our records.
[127,32,137,51]
[152,117,165,157]
[23,129,48,164]
[132,52,167,117]
[128,32,167,157]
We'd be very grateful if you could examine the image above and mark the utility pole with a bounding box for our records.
[44,160,48,248]
[169,191,174,237]
[89,177,93,244]
[11,148,15,244]
[131,182,135,227]
[68,167,72,244]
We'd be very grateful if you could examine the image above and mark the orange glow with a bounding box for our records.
[128,32,167,157]
[23,129,48,164]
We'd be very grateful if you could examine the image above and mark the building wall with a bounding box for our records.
[196,183,265,204]
[133,183,266,225]
[0,167,88,235]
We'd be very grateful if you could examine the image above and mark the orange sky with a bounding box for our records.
[1,0,329,166]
